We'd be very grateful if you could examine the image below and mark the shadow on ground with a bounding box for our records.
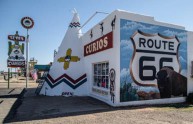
[2,88,26,123]
[3,88,193,123]
[3,88,112,123]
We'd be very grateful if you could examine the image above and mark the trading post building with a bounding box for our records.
[40,10,193,106]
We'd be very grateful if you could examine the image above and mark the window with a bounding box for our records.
[93,62,109,89]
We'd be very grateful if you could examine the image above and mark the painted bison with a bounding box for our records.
[156,67,187,98]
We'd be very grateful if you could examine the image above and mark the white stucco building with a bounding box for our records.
[40,10,193,106]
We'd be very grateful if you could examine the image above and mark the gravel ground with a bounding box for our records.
[1,76,193,124]
[9,104,193,124]
[0,98,17,123]
[0,75,38,89]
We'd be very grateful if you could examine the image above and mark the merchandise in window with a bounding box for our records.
[93,62,109,89]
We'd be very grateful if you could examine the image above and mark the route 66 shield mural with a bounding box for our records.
[120,19,187,102]
[130,30,180,87]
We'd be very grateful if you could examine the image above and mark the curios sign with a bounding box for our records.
[130,30,180,86]
[21,17,34,29]
[84,32,113,56]
[7,60,25,68]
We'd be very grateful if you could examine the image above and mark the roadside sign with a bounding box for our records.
[7,60,25,68]
[8,35,25,41]
[7,31,25,68]
[21,17,34,29]
[21,16,34,88]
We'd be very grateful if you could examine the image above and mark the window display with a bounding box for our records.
[93,62,109,89]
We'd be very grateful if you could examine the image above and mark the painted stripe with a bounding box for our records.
[136,49,177,55]
[47,73,86,84]
[45,73,87,89]
[69,22,81,28]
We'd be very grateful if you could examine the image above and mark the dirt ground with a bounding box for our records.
[1,76,193,124]
[11,104,193,124]
[0,75,38,88]
[7,91,193,124]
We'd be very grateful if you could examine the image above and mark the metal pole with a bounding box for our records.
[79,11,109,31]
[8,68,10,89]
[26,29,29,88]
[10,68,12,77]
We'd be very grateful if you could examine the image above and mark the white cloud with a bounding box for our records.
[120,68,130,78]
[121,21,187,43]
[120,39,133,51]
[163,29,187,37]
[163,29,187,42]
[120,39,134,59]
[137,86,159,93]
[121,21,158,31]
[178,36,187,43]
[120,68,134,84]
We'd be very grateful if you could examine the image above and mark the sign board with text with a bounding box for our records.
[8,35,25,41]
[7,60,25,68]
[7,31,25,68]
[84,32,113,56]
[130,30,180,86]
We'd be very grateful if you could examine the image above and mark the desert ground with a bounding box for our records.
[0,75,193,124]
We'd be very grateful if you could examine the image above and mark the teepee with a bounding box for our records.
[40,11,88,96]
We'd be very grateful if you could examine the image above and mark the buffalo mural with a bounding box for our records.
[156,67,187,98]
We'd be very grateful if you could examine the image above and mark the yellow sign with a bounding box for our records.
[58,48,80,70]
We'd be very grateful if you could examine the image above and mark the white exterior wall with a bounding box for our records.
[40,12,88,96]
[115,11,188,106]
[82,10,193,106]
[82,11,119,106]
[187,31,193,94]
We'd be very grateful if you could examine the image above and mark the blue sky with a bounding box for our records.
[0,0,193,71]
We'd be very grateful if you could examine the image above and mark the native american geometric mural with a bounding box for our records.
[58,48,80,70]
[45,73,87,89]
[40,11,87,96]
[69,22,81,28]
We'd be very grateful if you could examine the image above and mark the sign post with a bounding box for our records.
[26,31,29,88]
[21,17,34,88]
[8,68,10,89]
[7,31,26,89]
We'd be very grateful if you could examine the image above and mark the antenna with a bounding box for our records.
[79,11,109,31]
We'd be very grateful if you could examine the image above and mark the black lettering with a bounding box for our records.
[139,38,146,48]
[155,40,161,49]
[169,42,174,51]
[147,39,154,48]
[162,40,167,50]
[139,56,156,81]
[160,57,174,70]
